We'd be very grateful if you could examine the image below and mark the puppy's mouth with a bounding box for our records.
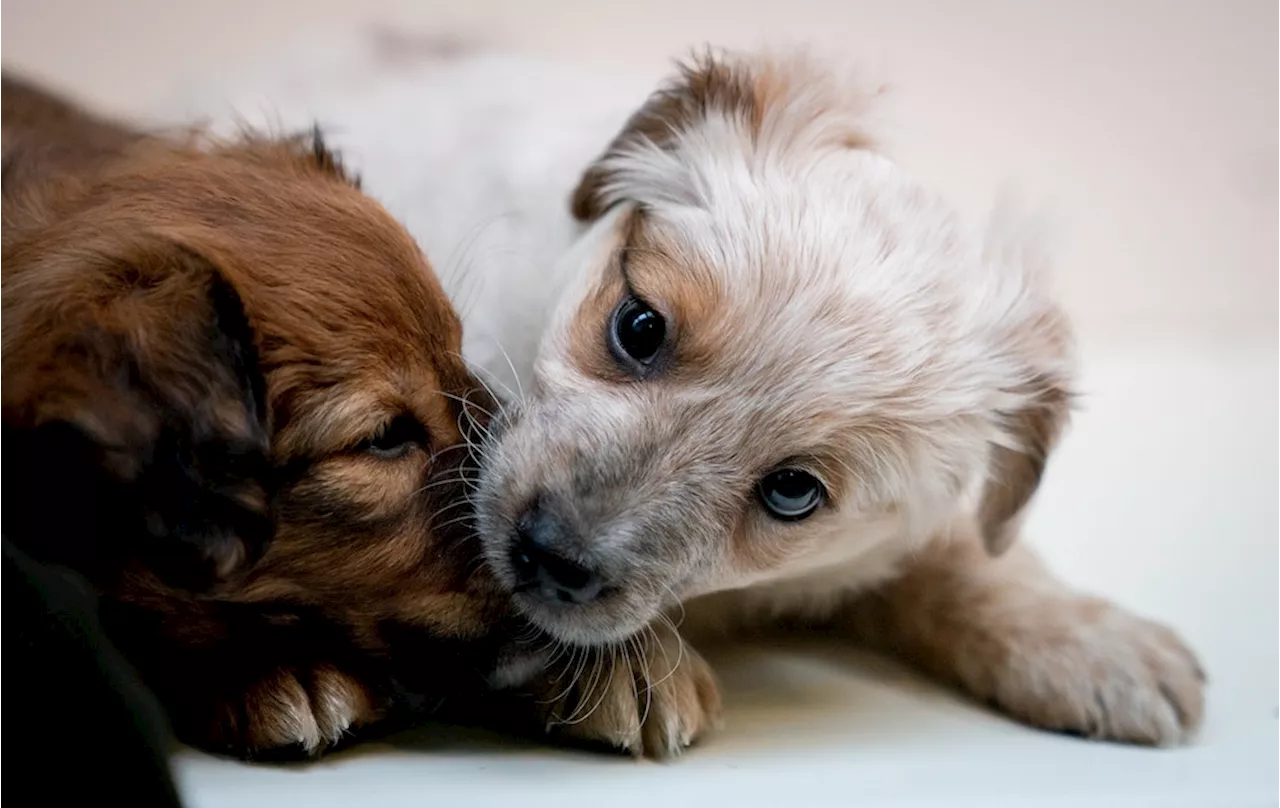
[507,585,653,648]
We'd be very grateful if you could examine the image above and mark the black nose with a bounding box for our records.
[509,500,602,605]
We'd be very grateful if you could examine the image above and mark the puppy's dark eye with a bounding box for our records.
[358,415,427,460]
[611,295,666,369]
[758,469,825,521]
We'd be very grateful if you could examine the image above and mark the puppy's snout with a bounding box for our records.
[510,499,602,605]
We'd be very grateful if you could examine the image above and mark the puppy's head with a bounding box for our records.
[3,128,500,636]
[476,50,1075,646]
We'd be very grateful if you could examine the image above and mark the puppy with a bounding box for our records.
[184,39,1206,757]
[1,74,524,758]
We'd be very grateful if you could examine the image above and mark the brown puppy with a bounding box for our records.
[1,75,523,758]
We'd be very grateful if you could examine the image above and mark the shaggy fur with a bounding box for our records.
[179,36,1206,758]
[1,74,531,758]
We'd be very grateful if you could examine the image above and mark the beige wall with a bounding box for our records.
[3,0,1276,335]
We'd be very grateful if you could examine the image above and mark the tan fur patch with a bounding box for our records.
[978,380,1071,555]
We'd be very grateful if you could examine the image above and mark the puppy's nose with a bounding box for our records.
[510,501,602,605]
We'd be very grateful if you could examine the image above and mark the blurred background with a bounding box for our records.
[3,0,1276,335]
[3,2,1276,805]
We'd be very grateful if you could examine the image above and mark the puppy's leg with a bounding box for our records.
[217,664,381,759]
[105,590,387,760]
[840,529,1205,745]
[526,620,723,759]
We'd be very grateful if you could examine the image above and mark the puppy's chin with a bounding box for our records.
[505,586,655,648]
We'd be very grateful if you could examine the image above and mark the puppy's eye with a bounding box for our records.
[358,415,427,460]
[758,469,825,521]
[611,295,666,369]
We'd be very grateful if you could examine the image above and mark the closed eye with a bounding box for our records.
[356,414,428,460]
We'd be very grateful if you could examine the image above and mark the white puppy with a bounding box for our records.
[174,32,1204,758]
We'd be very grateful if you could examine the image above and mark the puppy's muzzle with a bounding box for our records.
[509,498,603,606]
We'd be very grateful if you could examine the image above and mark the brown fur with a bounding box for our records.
[1,75,522,757]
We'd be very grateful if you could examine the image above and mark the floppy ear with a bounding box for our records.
[570,49,878,222]
[570,51,759,221]
[2,239,273,590]
[976,380,1071,556]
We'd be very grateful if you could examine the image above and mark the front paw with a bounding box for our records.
[967,598,1205,746]
[536,622,723,759]
[196,665,381,759]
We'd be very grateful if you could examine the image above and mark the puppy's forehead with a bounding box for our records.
[644,151,965,294]
[635,156,996,395]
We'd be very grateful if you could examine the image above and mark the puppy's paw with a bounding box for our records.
[967,598,1205,746]
[538,623,722,759]
[202,665,381,759]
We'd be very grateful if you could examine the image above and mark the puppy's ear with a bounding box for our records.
[977,380,1071,557]
[571,51,759,221]
[2,238,273,590]
[570,49,878,221]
